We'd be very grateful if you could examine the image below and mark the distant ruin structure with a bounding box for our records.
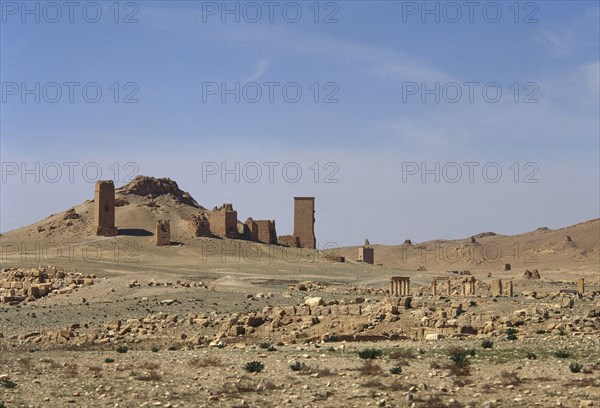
[156,220,170,246]
[94,180,118,236]
[278,235,300,247]
[491,279,503,296]
[211,203,238,239]
[432,277,451,296]
[462,277,476,296]
[505,280,514,297]
[293,197,316,249]
[390,277,410,296]
[578,278,585,294]
[246,218,277,244]
[358,246,374,264]
[189,212,211,237]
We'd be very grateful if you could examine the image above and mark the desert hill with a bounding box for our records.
[335,218,600,276]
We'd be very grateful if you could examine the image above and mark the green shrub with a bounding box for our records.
[358,348,383,359]
[104,358,115,363]
[258,342,271,349]
[244,361,265,373]
[389,366,402,375]
[116,345,128,353]
[569,362,582,373]
[466,348,476,357]
[481,340,493,349]
[1,380,16,389]
[448,347,470,367]
[535,329,546,334]
[290,362,305,372]
[525,352,537,360]
[151,346,160,353]
[506,328,517,341]
[267,346,277,352]
[0,401,6,408]
[555,350,570,359]
[168,345,178,351]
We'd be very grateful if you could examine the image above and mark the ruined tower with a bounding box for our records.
[156,219,171,246]
[94,180,117,236]
[293,197,316,249]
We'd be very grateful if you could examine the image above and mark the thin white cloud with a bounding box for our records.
[533,8,599,57]
[243,60,270,82]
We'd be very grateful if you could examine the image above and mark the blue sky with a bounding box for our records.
[1,1,599,247]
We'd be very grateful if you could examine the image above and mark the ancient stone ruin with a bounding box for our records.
[578,277,585,294]
[0,267,94,304]
[390,276,410,296]
[358,246,375,264]
[211,203,238,239]
[431,277,451,296]
[523,269,541,279]
[491,278,514,297]
[462,276,476,296]
[94,180,118,236]
[293,197,316,249]
[188,212,211,237]
[156,219,170,246]
[245,218,277,244]
[278,235,300,248]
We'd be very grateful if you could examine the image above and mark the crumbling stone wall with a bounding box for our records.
[358,246,374,264]
[94,180,117,236]
[255,220,277,244]
[278,235,300,248]
[156,219,170,246]
[293,197,316,249]
[245,218,259,241]
[210,203,238,239]
[0,267,94,305]
[189,213,211,237]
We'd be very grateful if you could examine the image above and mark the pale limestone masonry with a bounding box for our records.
[390,277,410,296]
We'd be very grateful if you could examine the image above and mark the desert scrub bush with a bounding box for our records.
[151,346,160,352]
[555,350,570,359]
[104,358,115,363]
[535,329,546,334]
[569,362,582,373]
[526,352,537,360]
[267,346,277,352]
[358,348,383,359]
[258,342,271,349]
[448,347,470,368]
[0,401,6,408]
[290,362,305,372]
[357,361,384,376]
[481,340,493,349]
[506,328,517,341]
[389,366,402,375]
[244,361,265,373]
[116,345,128,353]
[1,380,16,389]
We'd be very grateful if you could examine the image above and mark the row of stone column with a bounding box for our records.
[390,277,410,296]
